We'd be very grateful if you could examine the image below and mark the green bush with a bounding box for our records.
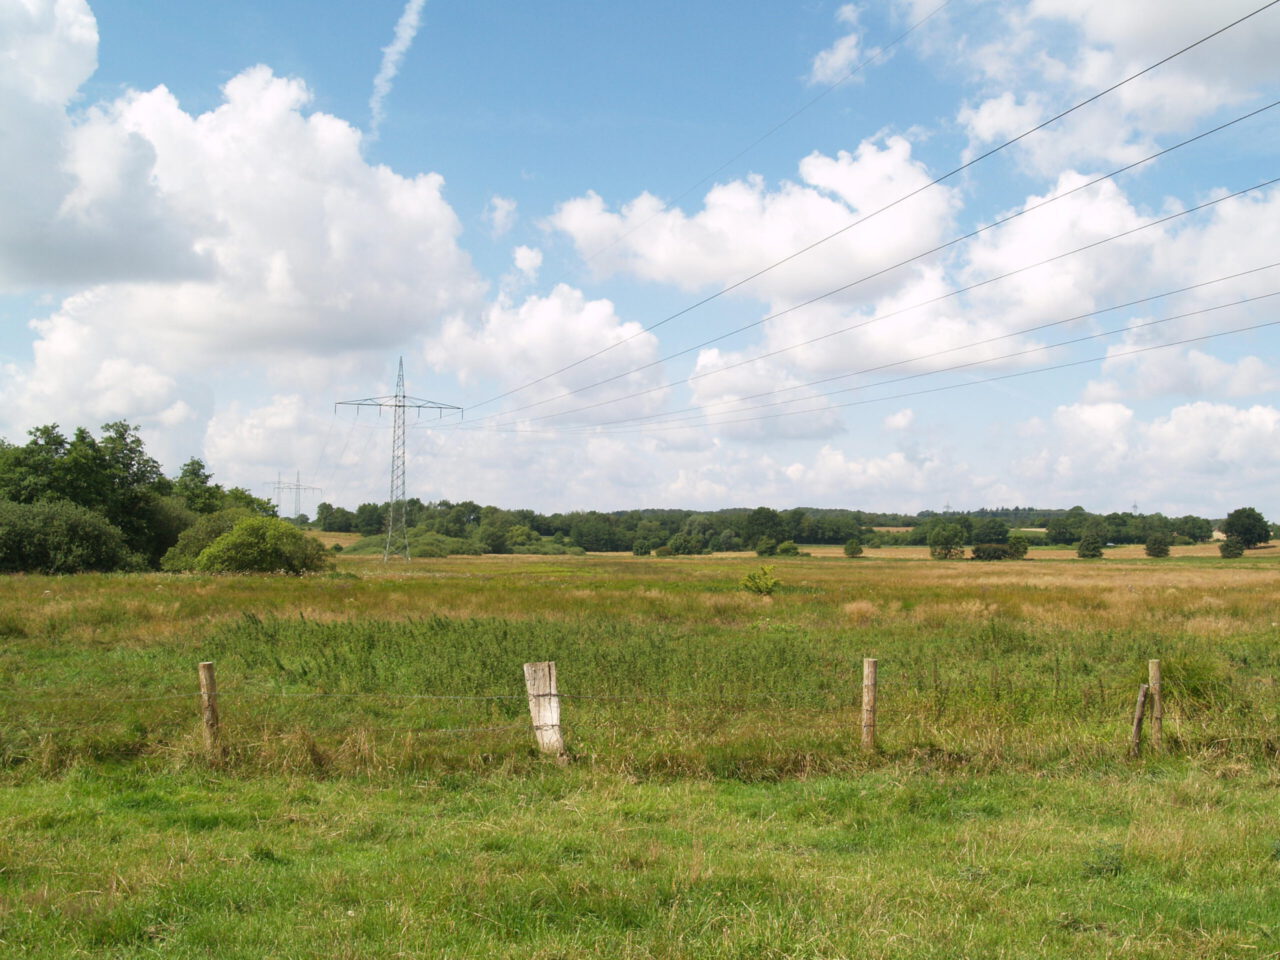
[843,538,863,558]
[194,517,330,574]
[161,508,256,571]
[1076,533,1103,559]
[0,499,137,573]
[1145,532,1171,558]
[740,565,780,596]
[1219,537,1245,559]
[972,543,1016,561]
[1006,533,1030,559]
[754,537,778,557]
[653,545,674,557]
[776,540,800,556]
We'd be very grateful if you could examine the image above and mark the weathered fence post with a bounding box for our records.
[861,658,878,752]
[1148,659,1163,751]
[197,661,220,759]
[523,661,566,760]
[1128,683,1148,759]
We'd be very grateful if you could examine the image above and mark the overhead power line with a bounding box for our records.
[595,289,1280,432]
[591,261,1280,429]
[579,0,957,267]
[473,173,1280,428]
[476,316,1280,437]
[465,0,1280,414]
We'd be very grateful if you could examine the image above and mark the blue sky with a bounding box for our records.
[2,0,1279,518]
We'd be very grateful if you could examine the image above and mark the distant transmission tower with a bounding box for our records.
[265,471,323,519]
[337,358,462,561]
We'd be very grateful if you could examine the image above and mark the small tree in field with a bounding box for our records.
[843,538,863,558]
[740,565,780,596]
[1221,507,1269,548]
[928,523,965,560]
[1145,531,1171,558]
[1007,533,1030,559]
[1076,533,1103,559]
[1218,537,1245,559]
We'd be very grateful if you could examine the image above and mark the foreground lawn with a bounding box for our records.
[3,764,1278,959]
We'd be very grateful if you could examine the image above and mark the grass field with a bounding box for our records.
[2,548,1279,957]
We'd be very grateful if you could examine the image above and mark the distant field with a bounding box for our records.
[2,549,1278,957]
[311,530,363,548]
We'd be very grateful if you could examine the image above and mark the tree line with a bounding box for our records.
[314,498,1251,559]
[0,422,321,574]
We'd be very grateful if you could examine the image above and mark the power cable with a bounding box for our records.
[594,289,1280,431]
[469,173,1280,427]
[589,263,1280,429]
[595,316,1280,435]
[465,0,1280,413]
[579,0,957,266]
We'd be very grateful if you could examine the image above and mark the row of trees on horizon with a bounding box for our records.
[0,422,1274,572]
[310,498,1261,558]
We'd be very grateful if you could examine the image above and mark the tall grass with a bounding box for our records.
[3,550,1279,777]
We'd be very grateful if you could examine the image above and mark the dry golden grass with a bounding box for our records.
[312,531,363,548]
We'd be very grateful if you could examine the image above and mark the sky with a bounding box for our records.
[2,0,1279,519]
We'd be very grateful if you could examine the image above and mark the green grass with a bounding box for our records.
[3,764,1279,958]
[3,551,1280,955]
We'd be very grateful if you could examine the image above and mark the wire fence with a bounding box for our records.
[3,657,1278,769]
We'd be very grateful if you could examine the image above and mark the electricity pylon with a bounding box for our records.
[265,471,322,519]
[337,358,462,560]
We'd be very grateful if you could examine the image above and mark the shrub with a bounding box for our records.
[843,538,863,558]
[1006,533,1030,559]
[755,537,778,557]
[1219,537,1245,559]
[632,541,653,557]
[740,565,780,596]
[653,545,674,557]
[194,517,330,574]
[161,508,256,571]
[1144,532,1171,558]
[0,499,136,574]
[667,532,705,555]
[776,540,800,556]
[1076,533,1103,559]
[972,543,1015,561]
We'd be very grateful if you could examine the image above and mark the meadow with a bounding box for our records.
[2,547,1279,957]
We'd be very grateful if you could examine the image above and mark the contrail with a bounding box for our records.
[369,0,427,141]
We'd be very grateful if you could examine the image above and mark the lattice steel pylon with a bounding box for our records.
[337,358,462,560]
[265,471,323,519]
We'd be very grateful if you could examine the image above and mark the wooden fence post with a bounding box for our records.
[197,661,220,759]
[861,658,878,752]
[1128,683,1148,759]
[1148,659,1163,751]
[523,661,566,759]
